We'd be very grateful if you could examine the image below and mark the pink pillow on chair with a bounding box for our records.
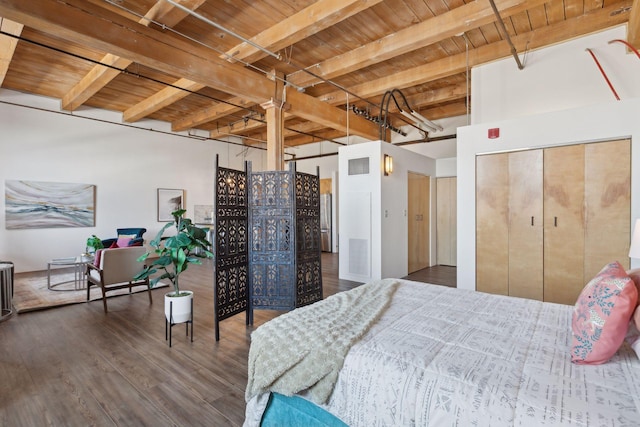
[571,261,638,364]
[116,236,133,247]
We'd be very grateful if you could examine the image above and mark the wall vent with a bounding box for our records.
[348,157,369,175]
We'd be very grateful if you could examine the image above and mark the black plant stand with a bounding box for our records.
[165,298,193,347]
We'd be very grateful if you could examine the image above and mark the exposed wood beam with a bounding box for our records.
[0,17,22,86]
[320,2,632,105]
[130,0,382,126]
[287,0,547,88]
[124,77,205,123]
[245,121,329,144]
[217,83,468,138]
[418,102,469,122]
[171,96,250,132]
[0,0,270,102]
[281,101,468,147]
[61,0,206,111]
[183,0,543,132]
[225,0,384,64]
[210,114,271,139]
[285,129,346,147]
[629,0,640,48]
[0,0,379,140]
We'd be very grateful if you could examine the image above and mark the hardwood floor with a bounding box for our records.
[0,254,453,426]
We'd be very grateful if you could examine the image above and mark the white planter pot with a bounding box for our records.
[164,290,193,324]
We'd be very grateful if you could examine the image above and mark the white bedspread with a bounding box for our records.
[246,280,640,426]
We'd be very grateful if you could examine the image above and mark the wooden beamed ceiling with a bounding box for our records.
[0,0,637,148]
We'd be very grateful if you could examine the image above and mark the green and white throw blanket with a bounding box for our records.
[245,278,399,404]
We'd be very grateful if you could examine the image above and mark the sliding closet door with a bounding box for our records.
[584,139,631,279]
[544,145,585,305]
[508,150,543,300]
[476,154,509,295]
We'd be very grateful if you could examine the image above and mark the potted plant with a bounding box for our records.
[134,209,213,324]
[86,234,104,255]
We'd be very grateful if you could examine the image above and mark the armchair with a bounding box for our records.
[86,246,152,313]
[101,227,147,248]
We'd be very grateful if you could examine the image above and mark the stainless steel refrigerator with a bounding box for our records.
[320,193,332,252]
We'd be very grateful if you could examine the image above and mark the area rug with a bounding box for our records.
[12,269,168,313]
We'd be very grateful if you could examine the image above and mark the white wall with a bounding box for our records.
[0,90,265,272]
[458,25,640,291]
[457,98,640,291]
[472,26,639,124]
[338,141,436,282]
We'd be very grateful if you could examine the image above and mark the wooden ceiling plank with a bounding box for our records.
[135,0,383,127]
[225,0,385,64]
[0,0,376,139]
[321,1,631,105]
[0,17,23,86]
[285,129,346,147]
[209,110,273,138]
[171,95,249,132]
[287,0,548,88]
[629,0,640,48]
[61,0,207,111]
[123,78,205,123]
[218,82,468,138]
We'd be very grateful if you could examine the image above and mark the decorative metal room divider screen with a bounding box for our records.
[213,159,249,341]
[213,160,322,340]
[247,162,323,323]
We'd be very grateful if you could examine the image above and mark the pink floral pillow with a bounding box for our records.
[571,261,638,364]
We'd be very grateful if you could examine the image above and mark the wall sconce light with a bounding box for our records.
[384,154,393,176]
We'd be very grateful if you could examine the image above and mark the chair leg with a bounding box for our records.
[101,287,108,313]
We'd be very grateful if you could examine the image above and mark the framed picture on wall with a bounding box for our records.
[5,180,96,229]
[157,188,184,222]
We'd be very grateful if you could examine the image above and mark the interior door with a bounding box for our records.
[437,177,457,266]
[408,172,430,273]
[508,149,544,300]
[476,153,509,295]
[544,144,585,305]
[584,139,631,278]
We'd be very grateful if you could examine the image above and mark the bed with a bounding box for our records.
[244,272,640,426]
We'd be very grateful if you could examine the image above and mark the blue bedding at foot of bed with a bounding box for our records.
[260,393,348,427]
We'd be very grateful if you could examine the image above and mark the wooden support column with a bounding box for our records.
[261,70,288,171]
[261,99,288,170]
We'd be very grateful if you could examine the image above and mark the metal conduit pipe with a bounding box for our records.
[585,48,621,101]
[488,0,524,70]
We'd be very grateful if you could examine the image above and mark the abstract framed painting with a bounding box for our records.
[157,188,184,222]
[5,180,96,229]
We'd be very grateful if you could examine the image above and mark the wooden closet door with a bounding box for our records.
[437,177,457,266]
[476,154,509,295]
[544,144,585,305]
[408,173,430,273]
[584,139,631,279]
[508,150,544,300]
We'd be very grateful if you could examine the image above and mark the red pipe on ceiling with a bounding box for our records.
[608,39,640,59]
[585,48,621,101]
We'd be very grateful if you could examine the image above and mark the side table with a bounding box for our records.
[0,261,14,322]
[47,255,93,291]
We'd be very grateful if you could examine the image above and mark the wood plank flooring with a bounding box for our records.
[0,254,454,426]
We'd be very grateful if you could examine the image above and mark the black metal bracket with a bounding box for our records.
[165,298,194,347]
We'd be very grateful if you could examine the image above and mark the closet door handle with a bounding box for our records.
[554,216,557,227]
[531,216,534,226]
